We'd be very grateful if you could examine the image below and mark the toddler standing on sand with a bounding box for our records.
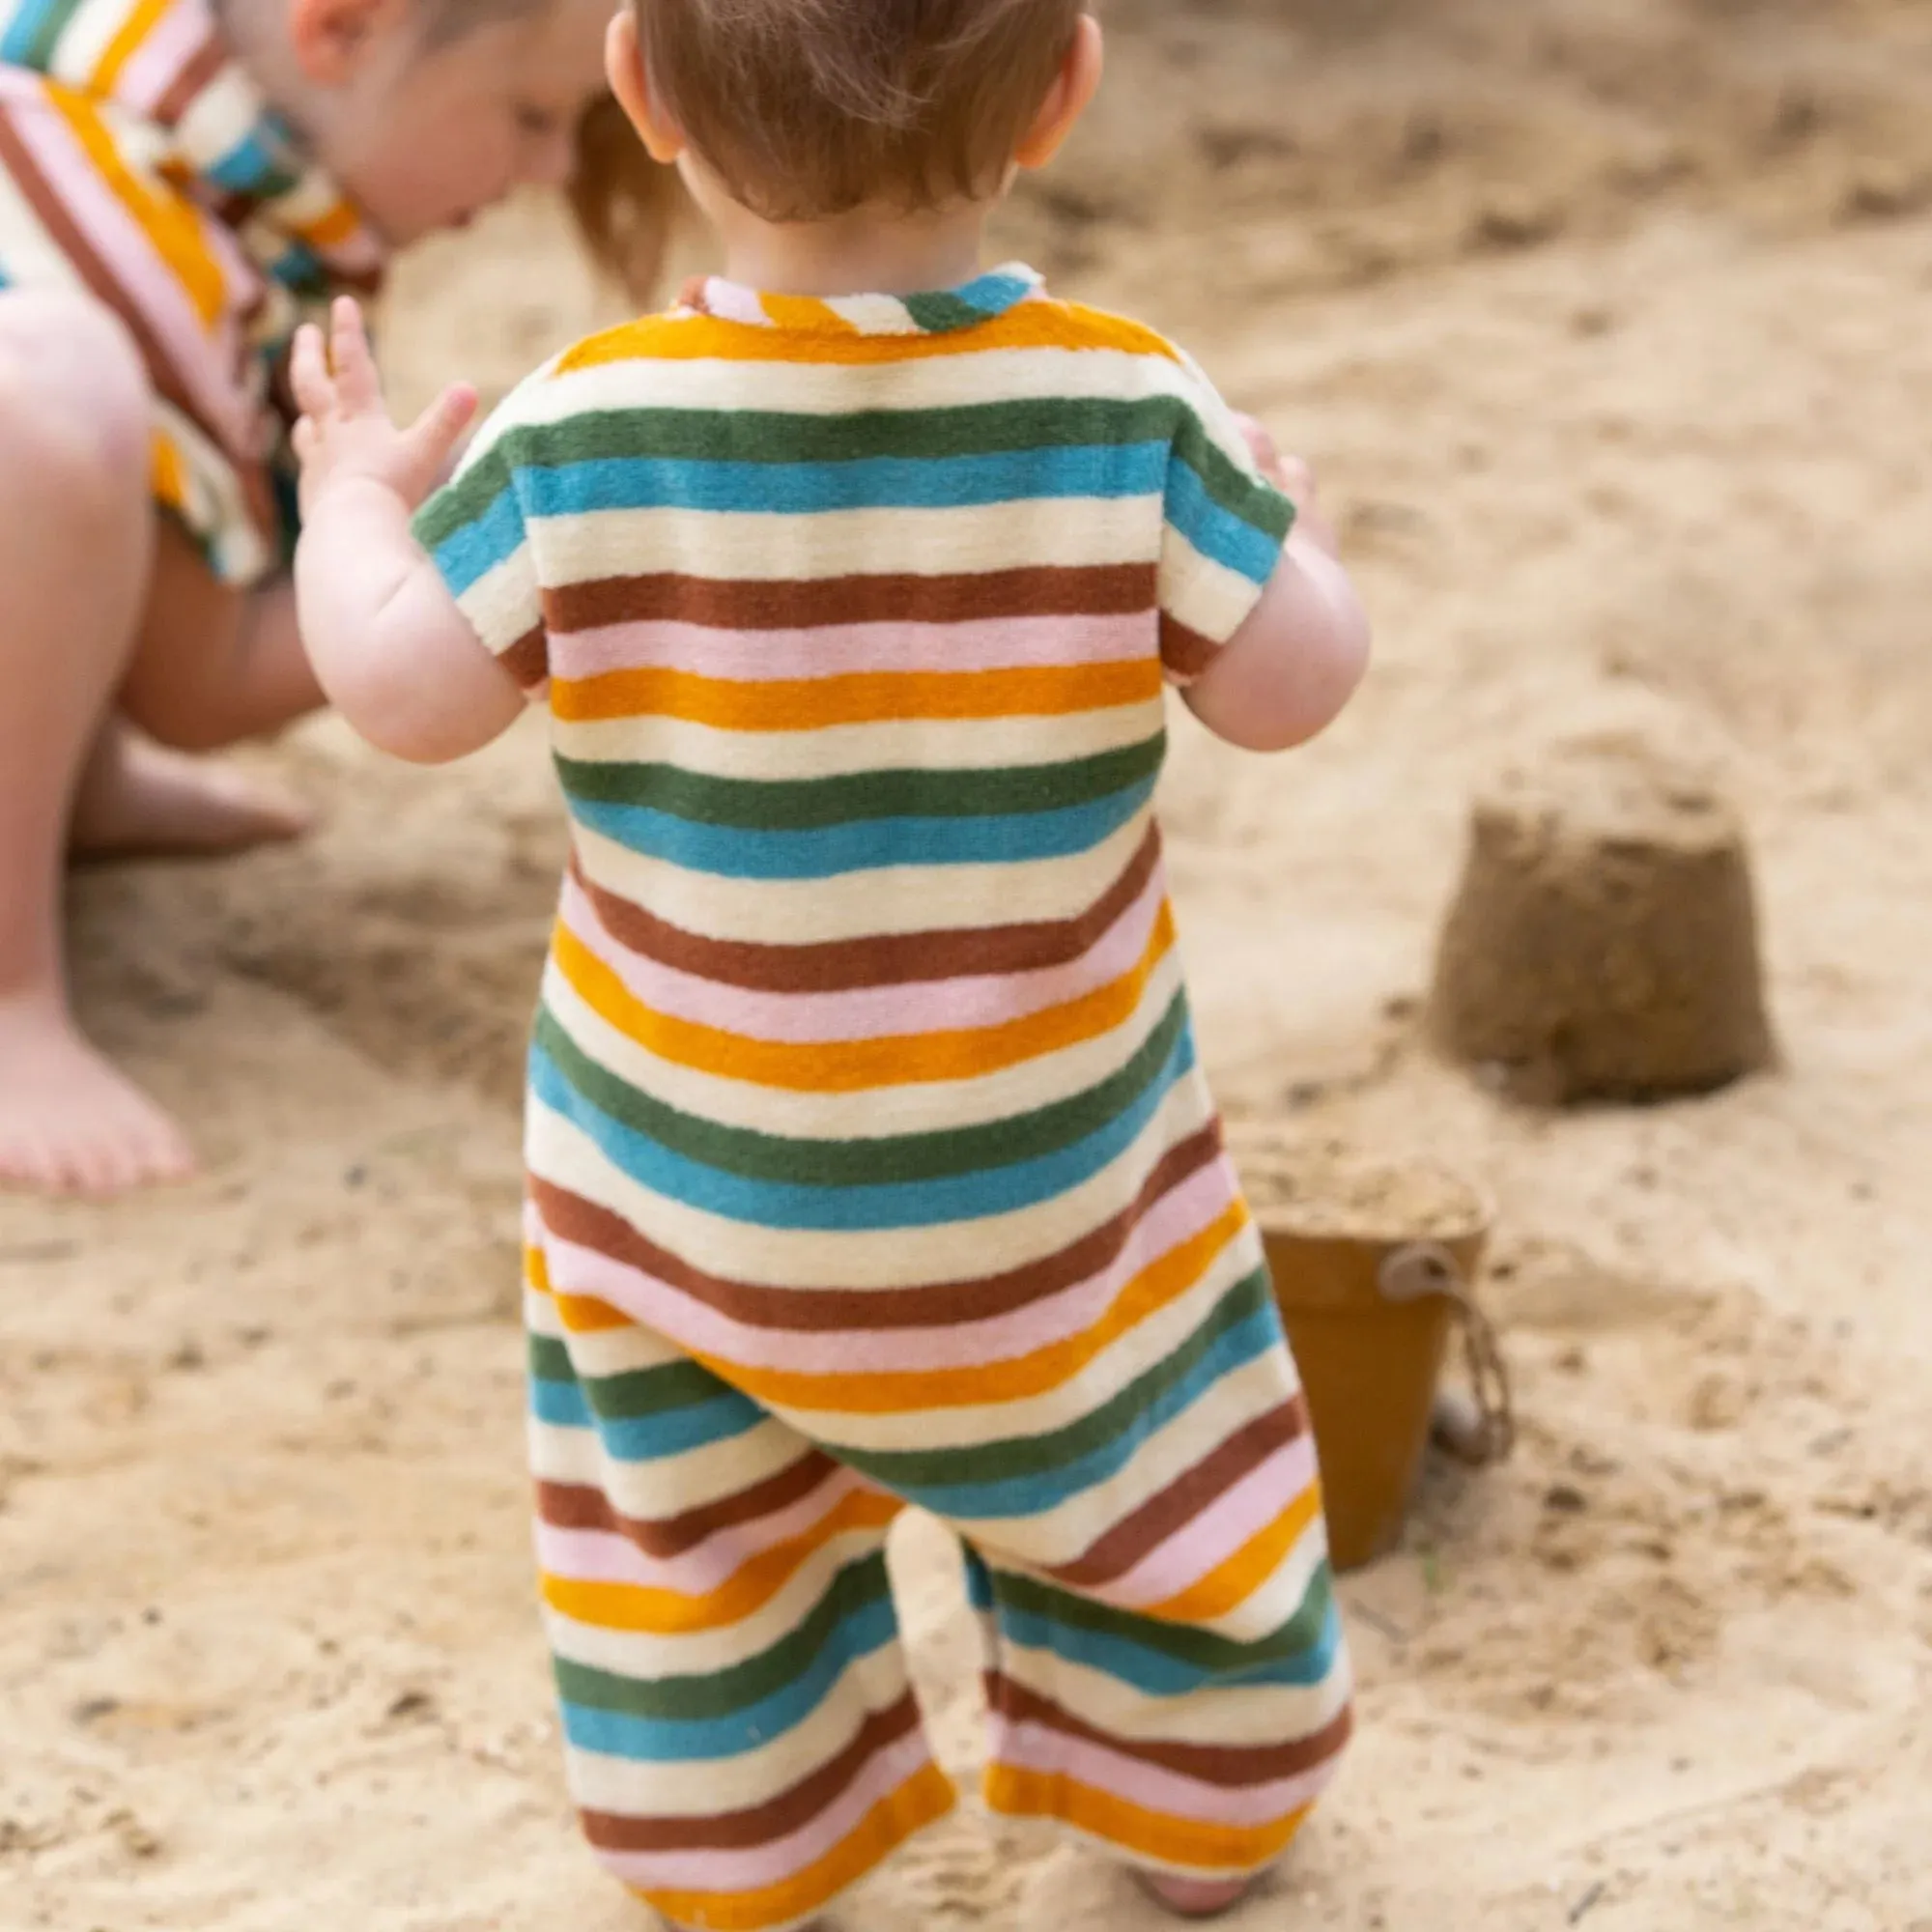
[293,3,1369,1926]
[0,0,616,1195]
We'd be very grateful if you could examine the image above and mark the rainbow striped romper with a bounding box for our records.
[0,0,384,584]
[415,265,1354,1932]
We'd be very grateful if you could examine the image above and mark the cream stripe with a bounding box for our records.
[526,1406,805,1519]
[536,942,1188,1141]
[499,339,1208,425]
[538,495,1160,588]
[560,1640,915,1817]
[524,1067,1219,1293]
[995,1637,1350,1749]
[548,698,1163,783]
[1162,529,1275,646]
[954,1328,1293,1566]
[569,810,1151,949]
[773,1219,1260,1453]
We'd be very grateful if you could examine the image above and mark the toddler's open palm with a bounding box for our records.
[291,298,477,519]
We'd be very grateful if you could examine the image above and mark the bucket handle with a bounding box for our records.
[1378,1242,1517,1468]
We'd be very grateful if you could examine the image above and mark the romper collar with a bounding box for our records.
[677,262,1045,338]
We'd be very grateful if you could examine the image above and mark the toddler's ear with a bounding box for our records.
[1015,13,1103,172]
[606,8,685,166]
[288,0,408,87]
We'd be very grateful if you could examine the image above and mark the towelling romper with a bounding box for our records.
[414,266,1355,1932]
[0,0,384,585]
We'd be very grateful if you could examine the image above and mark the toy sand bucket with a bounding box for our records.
[1227,1129,1514,1573]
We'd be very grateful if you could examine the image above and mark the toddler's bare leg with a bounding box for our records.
[77,522,320,857]
[0,291,193,1194]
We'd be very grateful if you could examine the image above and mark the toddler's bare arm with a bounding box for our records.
[1181,421,1371,753]
[291,300,525,765]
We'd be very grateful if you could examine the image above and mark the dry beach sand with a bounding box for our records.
[4,1,1931,1926]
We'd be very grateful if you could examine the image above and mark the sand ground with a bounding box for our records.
[5,2,1932,1926]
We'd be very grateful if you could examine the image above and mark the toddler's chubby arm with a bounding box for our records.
[1180,416,1372,754]
[291,299,526,765]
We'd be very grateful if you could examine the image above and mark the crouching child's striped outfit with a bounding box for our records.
[413,263,1354,1932]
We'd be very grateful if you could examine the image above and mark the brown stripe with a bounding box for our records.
[154,33,230,127]
[546,562,1158,636]
[581,1691,927,1851]
[1158,614,1218,682]
[531,1122,1225,1336]
[1047,1398,1311,1592]
[571,817,1164,994]
[0,97,230,448]
[501,623,550,689]
[986,1676,1353,1788]
[535,1450,839,1561]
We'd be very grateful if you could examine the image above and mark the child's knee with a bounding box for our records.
[0,292,152,510]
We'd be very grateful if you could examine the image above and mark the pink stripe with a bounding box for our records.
[550,611,1154,683]
[538,1158,1235,1378]
[109,1,213,116]
[593,1725,938,1893]
[10,100,256,451]
[991,1723,1339,1831]
[533,1468,867,1595]
[1104,1437,1321,1613]
[560,860,1167,1044]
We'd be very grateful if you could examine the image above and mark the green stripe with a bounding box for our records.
[423,394,1196,530]
[14,0,88,68]
[528,1334,727,1422]
[554,1555,893,1721]
[990,1560,1336,1673]
[838,1267,1274,1492]
[533,986,1188,1189]
[1172,412,1294,544]
[554,738,1166,832]
[902,291,993,334]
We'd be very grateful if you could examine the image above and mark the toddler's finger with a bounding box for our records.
[291,414,317,466]
[399,383,479,497]
[288,324,333,417]
[329,297,384,413]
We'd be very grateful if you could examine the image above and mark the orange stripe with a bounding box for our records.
[541,1488,901,1634]
[759,291,859,336]
[636,1764,955,1932]
[1142,1482,1325,1625]
[90,0,171,97]
[985,1767,1310,1872]
[551,660,1162,729]
[559,300,1183,373]
[697,1201,1248,1417]
[47,87,228,327]
[149,428,188,515]
[552,900,1177,1095]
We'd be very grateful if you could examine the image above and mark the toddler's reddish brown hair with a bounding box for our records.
[632,0,1091,222]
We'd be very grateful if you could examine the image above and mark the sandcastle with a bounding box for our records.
[1429,732,1776,1104]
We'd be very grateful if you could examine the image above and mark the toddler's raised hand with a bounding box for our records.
[1234,411,1337,557]
[291,298,477,519]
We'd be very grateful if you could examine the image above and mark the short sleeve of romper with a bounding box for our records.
[412,373,554,695]
[1155,353,1297,689]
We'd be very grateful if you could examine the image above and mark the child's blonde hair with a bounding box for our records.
[633,0,1089,222]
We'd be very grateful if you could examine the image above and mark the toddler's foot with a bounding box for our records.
[0,988,195,1196]
[70,722,312,862]
[1137,1871,1257,1919]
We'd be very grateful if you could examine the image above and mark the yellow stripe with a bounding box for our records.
[526,1244,636,1333]
[552,900,1177,1095]
[985,1767,1310,1872]
[552,660,1162,730]
[47,87,228,327]
[559,300,1183,373]
[698,1201,1247,1417]
[1142,1482,1325,1626]
[636,1764,956,1932]
[541,1488,901,1634]
[149,428,188,515]
[90,0,171,98]
[759,291,860,336]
